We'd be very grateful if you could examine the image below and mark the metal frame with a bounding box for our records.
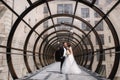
[39,30,81,65]
[42,34,83,65]
[0,0,119,79]
[35,23,94,67]
[44,37,78,65]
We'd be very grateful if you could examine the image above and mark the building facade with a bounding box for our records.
[0,0,120,80]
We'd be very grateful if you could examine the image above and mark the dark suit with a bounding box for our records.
[55,47,65,72]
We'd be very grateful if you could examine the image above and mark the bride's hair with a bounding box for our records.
[67,42,71,47]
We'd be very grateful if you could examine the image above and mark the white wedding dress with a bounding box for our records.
[62,47,81,74]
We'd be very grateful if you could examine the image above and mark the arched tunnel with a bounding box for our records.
[0,0,120,80]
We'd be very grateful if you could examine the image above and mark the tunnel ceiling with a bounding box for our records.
[0,0,120,79]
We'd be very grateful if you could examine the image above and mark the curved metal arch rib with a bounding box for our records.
[34,23,94,67]
[6,0,119,79]
[39,30,83,66]
[42,33,84,65]
[43,37,79,65]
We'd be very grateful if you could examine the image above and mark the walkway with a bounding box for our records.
[20,62,109,80]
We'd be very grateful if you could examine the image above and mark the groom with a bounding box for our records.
[59,42,67,73]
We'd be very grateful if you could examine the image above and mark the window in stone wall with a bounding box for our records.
[94,11,100,18]
[57,4,73,14]
[96,34,104,45]
[57,18,72,30]
[100,65,106,77]
[95,21,103,31]
[82,35,91,45]
[43,21,48,29]
[28,18,31,24]
[24,25,27,33]
[43,6,48,13]
[88,49,92,61]
[109,36,111,43]
[95,0,99,5]
[106,0,113,4]
[94,8,102,18]
[81,8,90,18]
[81,21,90,31]
[96,49,105,61]
[109,50,112,57]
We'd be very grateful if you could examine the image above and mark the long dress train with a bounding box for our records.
[62,47,81,74]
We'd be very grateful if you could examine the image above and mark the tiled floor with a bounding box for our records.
[22,62,108,80]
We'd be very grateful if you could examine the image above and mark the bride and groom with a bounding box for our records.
[58,42,81,74]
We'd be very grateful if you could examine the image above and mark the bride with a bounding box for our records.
[62,42,81,74]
